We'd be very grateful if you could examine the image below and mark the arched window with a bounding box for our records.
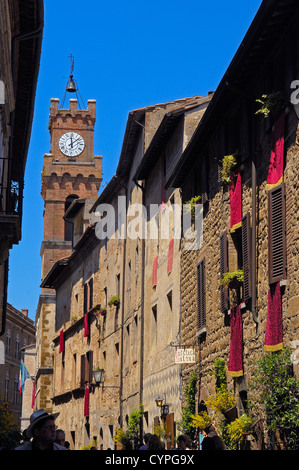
[6,329,11,356]
[15,333,20,359]
[64,194,79,241]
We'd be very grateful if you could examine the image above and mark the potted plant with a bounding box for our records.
[226,414,253,449]
[221,269,244,290]
[205,386,237,423]
[190,411,212,431]
[255,91,286,120]
[220,153,238,185]
[95,307,106,316]
[185,195,201,219]
[108,295,120,307]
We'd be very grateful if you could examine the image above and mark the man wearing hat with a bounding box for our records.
[15,409,67,450]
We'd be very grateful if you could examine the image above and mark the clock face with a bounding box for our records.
[58,132,85,157]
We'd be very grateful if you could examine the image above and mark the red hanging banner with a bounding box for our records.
[266,112,285,190]
[229,171,242,232]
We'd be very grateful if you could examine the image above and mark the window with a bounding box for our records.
[197,258,206,330]
[166,291,173,342]
[15,334,20,359]
[5,372,9,400]
[268,183,287,284]
[116,273,120,297]
[6,329,11,356]
[14,375,19,404]
[72,353,77,389]
[84,283,88,314]
[242,212,252,301]
[64,195,79,241]
[89,278,93,310]
[84,278,94,314]
[80,351,93,387]
[151,305,158,349]
[220,231,229,312]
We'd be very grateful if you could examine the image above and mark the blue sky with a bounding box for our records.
[8,0,262,320]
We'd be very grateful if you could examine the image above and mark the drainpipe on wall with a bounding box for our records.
[120,203,126,430]
[132,175,145,443]
[251,116,259,327]
[0,258,9,337]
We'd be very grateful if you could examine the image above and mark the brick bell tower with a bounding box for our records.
[34,66,102,412]
[40,96,102,286]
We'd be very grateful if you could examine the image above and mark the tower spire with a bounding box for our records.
[60,53,86,109]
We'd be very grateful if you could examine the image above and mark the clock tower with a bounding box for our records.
[41,97,102,284]
[35,86,102,412]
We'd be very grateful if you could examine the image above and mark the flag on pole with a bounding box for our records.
[18,360,30,394]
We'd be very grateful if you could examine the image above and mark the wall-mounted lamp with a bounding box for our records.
[93,368,105,385]
[161,404,169,417]
[155,395,164,407]
[93,368,120,390]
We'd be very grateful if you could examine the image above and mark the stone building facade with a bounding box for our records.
[40,96,210,449]
[0,0,43,338]
[166,0,299,448]
[0,304,35,427]
[133,96,212,444]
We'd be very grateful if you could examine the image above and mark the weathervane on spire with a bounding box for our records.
[60,53,86,109]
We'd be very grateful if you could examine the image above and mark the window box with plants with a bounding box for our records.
[255,91,286,120]
[184,195,201,220]
[255,91,287,132]
[221,269,244,290]
[95,307,107,316]
[220,153,238,186]
[108,295,120,307]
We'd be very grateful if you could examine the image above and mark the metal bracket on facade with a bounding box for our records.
[169,341,198,349]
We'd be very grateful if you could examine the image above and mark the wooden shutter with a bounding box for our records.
[87,350,93,385]
[197,258,206,329]
[201,159,209,204]
[242,212,252,301]
[84,283,88,314]
[220,231,229,312]
[80,354,86,388]
[89,278,93,310]
[268,183,287,284]
[165,413,175,450]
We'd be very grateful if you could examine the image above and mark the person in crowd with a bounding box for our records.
[15,409,67,450]
[147,434,165,450]
[139,433,152,450]
[201,423,225,450]
[176,434,192,450]
[55,429,66,447]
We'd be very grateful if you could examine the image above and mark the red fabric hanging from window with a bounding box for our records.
[264,281,283,351]
[228,304,243,377]
[167,239,174,274]
[59,330,64,353]
[84,385,89,417]
[230,171,242,232]
[84,313,89,337]
[152,255,158,287]
[266,111,285,190]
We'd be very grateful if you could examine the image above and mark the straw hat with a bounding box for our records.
[26,409,59,438]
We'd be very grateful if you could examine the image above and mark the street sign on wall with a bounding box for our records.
[174,348,195,364]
